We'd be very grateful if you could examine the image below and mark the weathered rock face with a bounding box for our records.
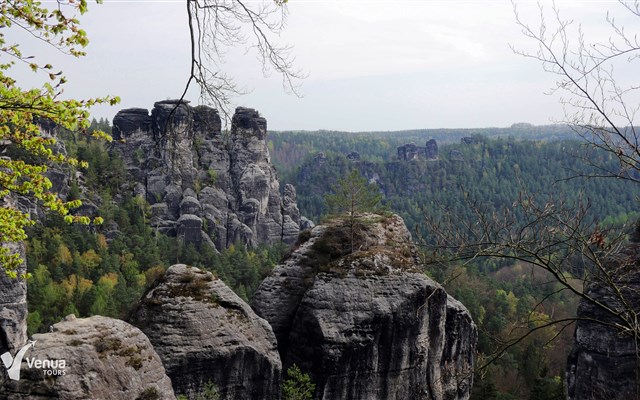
[130,264,282,399]
[0,242,28,386]
[566,237,640,400]
[397,140,439,161]
[110,102,302,250]
[425,139,439,159]
[1,315,175,400]
[251,213,477,400]
[397,142,420,161]
[347,151,361,161]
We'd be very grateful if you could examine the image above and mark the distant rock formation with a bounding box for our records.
[449,150,464,161]
[314,152,328,166]
[397,139,439,161]
[566,231,640,399]
[425,138,438,159]
[1,315,175,400]
[111,102,303,250]
[346,151,361,161]
[130,264,281,400]
[251,213,477,400]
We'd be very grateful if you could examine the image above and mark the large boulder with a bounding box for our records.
[1,315,175,400]
[130,264,282,400]
[251,213,477,400]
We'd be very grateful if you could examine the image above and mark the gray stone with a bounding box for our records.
[176,214,203,244]
[0,243,28,378]
[111,103,306,249]
[179,196,201,216]
[397,142,420,161]
[130,265,281,400]
[198,186,228,210]
[251,213,477,400]
[314,152,327,166]
[347,151,361,161]
[566,236,640,399]
[1,316,175,400]
[112,108,151,141]
[425,139,439,159]
[300,216,315,231]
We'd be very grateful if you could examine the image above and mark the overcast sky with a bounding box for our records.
[9,1,637,131]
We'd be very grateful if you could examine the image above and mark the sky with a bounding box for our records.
[7,0,637,131]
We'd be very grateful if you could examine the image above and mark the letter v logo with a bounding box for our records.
[1,341,36,381]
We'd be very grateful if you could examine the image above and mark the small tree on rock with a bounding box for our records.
[324,169,382,252]
[282,364,315,400]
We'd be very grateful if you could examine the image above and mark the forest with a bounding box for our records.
[21,120,640,399]
[270,129,639,400]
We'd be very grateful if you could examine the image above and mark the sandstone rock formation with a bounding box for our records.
[0,242,28,385]
[425,138,439,159]
[130,264,281,399]
[1,315,175,400]
[566,232,640,400]
[346,151,361,161]
[251,213,477,400]
[397,140,439,161]
[111,102,303,250]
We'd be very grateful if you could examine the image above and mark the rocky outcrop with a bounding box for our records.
[425,139,438,159]
[1,315,175,400]
[0,242,28,386]
[110,102,303,250]
[130,264,281,400]
[397,140,439,161]
[251,213,477,400]
[566,234,640,400]
[449,150,464,161]
[397,142,421,161]
[347,151,361,161]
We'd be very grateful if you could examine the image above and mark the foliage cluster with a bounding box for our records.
[0,0,119,277]
[282,364,315,400]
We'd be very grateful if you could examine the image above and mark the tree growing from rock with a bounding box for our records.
[324,169,382,252]
[282,364,315,400]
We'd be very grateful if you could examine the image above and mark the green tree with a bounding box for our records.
[324,169,383,251]
[282,364,315,400]
[325,169,382,217]
[0,0,118,277]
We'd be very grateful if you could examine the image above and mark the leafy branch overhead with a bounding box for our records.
[0,0,119,277]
